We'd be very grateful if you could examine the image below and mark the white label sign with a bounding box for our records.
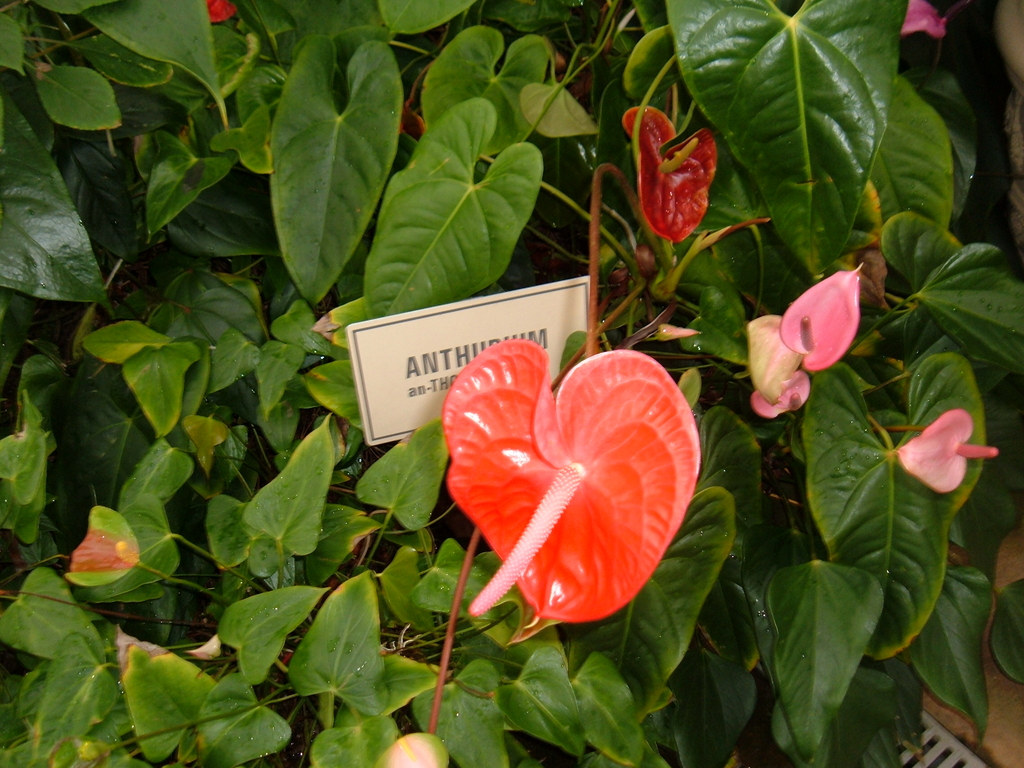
[347,277,589,445]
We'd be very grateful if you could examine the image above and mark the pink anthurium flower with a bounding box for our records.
[897,409,999,493]
[442,339,700,623]
[779,268,861,371]
[374,734,448,768]
[902,0,947,37]
[748,315,803,405]
[67,507,140,587]
[750,371,811,419]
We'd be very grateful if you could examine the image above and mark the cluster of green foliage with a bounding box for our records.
[0,0,1023,767]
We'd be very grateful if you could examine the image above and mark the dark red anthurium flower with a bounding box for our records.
[623,106,717,243]
[207,0,237,23]
[442,339,700,623]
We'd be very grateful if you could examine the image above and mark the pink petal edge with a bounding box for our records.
[902,0,947,38]
[780,269,861,372]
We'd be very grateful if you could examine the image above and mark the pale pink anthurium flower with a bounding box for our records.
[747,269,861,418]
[779,268,861,371]
[902,0,947,38]
[747,315,811,418]
[375,734,448,768]
[897,409,999,493]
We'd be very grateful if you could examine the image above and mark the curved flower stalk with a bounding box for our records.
[442,339,700,623]
[622,106,717,244]
[748,269,861,417]
[897,409,999,492]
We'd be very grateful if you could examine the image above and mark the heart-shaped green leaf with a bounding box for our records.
[355,420,447,530]
[378,546,433,631]
[697,406,761,529]
[73,34,173,87]
[422,26,548,154]
[271,37,401,304]
[767,560,883,760]
[670,0,904,272]
[520,83,599,137]
[567,486,736,715]
[803,354,985,658]
[571,652,645,766]
[197,674,292,768]
[379,0,476,33]
[910,566,990,734]
[309,711,399,768]
[991,579,1024,684]
[870,76,953,229]
[122,340,202,437]
[146,131,234,235]
[364,98,542,317]
[289,572,387,715]
[0,568,102,660]
[497,646,584,756]
[36,65,122,130]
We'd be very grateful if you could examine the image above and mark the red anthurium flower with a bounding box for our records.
[897,409,999,493]
[902,0,947,38]
[779,268,861,372]
[622,107,717,243]
[67,506,140,587]
[207,0,237,23]
[442,339,700,623]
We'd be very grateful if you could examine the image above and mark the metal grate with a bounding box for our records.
[900,712,987,768]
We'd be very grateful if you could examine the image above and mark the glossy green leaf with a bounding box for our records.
[379,0,475,33]
[182,414,229,475]
[497,646,584,756]
[243,418,334,557]
[991,579,1024,684]
[213,27,260,98]
[412,659,508,768]
[0,392,47,507]
[36,65,122,130]
[904,67,976,221]
[209,327,261,393]
[483,0,580,31]
[73,34,173,87]
[670,0,904,272]
[772,666,897,768]
[0,291,33,395]
[668,649,756,768]
[210,104,272,174]
[520,83,599,137]
[567,487,736,715]
[697,406,761,528]
[205,495,251,567]
[74,494,180,602]
[0,93,104,302]
[410,537,497,614]
[304,361,361,427]
[0,14,23,74]
[680,286,749,365]
[422,26,548,154]
[0,568,102,660]
[910,566,990,734]
[879,211,960,292]
[84,0,224,116]
[122,341,201,437]
[917,243,1024,374]
[154,268,265,345]
[379,546,433,631]
[56,138,138,260]
[380,655,437,716]
[364,98,543,317]
[168,174,279,258]
[219,586,325,685]
[255,340,304,418]
[356,420,447,530]
[197,674,292,768]
[310,712,399,768]
[146,131,234,235]
[307,504,381,586]
[623,26,678,99]
[271,37,401,304]
[571,652,645,767]
[119,438,194,507]
[699,552,759,670]
[122,644,216,762]
[83,321,170,364]
[950,464,1018,582]
[288,573,386,713]
[32,633,117,744]
[272,300,332,356]
[803,355,985,657]
[871,76,953,228]
[33,0,119,11]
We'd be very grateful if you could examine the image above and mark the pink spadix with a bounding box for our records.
[897,408,999,493]
[470,463,586,616]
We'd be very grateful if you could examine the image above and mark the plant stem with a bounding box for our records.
[318,692,335,730]
[171,534,264,592]
[428,528,481,734]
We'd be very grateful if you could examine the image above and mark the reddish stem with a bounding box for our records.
[428,527,481,735]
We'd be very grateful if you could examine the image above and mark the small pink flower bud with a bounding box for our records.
[652,324,700,342]
[902,0,947,38]
[750,371,810,419]
[780,269,861,372]
[375,734,449,768]
[897,409,999,493]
